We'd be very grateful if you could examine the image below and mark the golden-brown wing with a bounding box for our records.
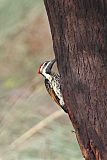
[45,79,68,113]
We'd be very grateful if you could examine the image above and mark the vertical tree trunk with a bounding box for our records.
[44,0,107,159]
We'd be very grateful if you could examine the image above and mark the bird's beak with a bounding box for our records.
[49,59,56,68]
[50,59,56,65]
[47,59,56,73]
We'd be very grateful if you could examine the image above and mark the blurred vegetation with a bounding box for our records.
[0,0,83,160]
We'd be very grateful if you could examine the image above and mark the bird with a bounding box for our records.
[38,59,68,113]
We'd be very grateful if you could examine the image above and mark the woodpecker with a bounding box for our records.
[38,59,68,113]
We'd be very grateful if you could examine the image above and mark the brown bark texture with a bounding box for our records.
[44,0,107,160]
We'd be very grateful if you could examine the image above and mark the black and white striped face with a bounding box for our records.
[38,61,49,75]
[38,59,56,77]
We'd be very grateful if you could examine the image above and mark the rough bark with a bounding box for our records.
[44,0,107,159]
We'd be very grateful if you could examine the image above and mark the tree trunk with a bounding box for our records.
[44,0,107,159]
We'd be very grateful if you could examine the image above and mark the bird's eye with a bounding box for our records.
[44,62,48,66]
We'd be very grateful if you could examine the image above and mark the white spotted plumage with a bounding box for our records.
[51,73,65,106]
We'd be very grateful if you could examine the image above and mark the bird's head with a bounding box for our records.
[38,59,56,77]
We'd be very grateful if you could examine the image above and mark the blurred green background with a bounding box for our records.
[0,0,83,159]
